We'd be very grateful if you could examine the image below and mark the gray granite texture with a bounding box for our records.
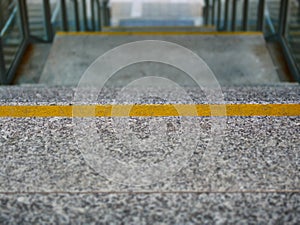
[0,85,299,192]
[0,116,299,192]
[0,193,299,224]
[0,84,299,105]
[0,85,299,223]
[39,34,280,86]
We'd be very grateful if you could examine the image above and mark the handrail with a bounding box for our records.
[0,4,18,84]
[51,0,61,24]
[265,5,276,35]
[0,0,30,85]
[278,0,300,82]
[0,6,17,37]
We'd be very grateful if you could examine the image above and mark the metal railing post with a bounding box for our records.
[91,0,96,31]
[43,0,54,41]
[217,0,222,30]
[277,0,300,82]
[0,37,6,84]
[211,0,215,25]
[103,0,110,26]
[82,0,88,30]
[61,0,68,31]
[231,0,237,31]
[257,0,265,31]
[278,0,289,36]
[223,0,229,30]
[73,0,80,31]
[242,0,249,31]
[96,0,102,31]
[17,0,30,39]
[204,0,209,25]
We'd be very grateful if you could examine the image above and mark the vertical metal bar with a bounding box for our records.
[277,0,299,82]
[104,0,110,26]
[242,0,249,31]
[43,0,54,41]
[96,0,102,31]
[278,0,289,36]
[107,3,111,26]
[224,0,229,30]
[231,0,237,31]
[217,0,221,30]
[204,0,209,25]
[1,1,30,84]
[73,0,80,31]
[0,37,6,84]
[278,37,300,82]
[6,39,28,84]
[18,0,30,39]
[211,0,215,25]
[82,0,88,30]
[91,0,96,31]
[297,0,300,22]
[256,0,265,31]
[298,0,300,20]
[102,0,108,27]
[61,0,68,31]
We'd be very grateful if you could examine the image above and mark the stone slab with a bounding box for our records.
[39,34,280,86]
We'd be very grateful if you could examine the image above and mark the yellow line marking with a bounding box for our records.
[0,104,299,117]
[102,25,216,29]
[56,31,263,36]
[289,31,300,35]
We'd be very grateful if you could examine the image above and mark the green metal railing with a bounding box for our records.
[204,0,299,82]
[0,0,299,84]
[204,0,266,31]
[0,0,110,84]
[0,0,29,84]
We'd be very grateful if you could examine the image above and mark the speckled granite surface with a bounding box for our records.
[0,84,299,105]
[0,193,299,224]
[0,85,299,223]
[0,116,299,192]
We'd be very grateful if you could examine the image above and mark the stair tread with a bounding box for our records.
[0,86,298,199]
[40,33,280,86]
[0,193,298,224]
[0,85,299,104]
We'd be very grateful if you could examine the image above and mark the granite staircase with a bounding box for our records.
[0,1,299,224]
[0,30,299,223]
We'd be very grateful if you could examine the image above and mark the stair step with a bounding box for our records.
[40,33,280,86]
[29,19,45,24]
[288,46,300,53]
[103,25,216,32]
[4,33,22,40]
[292,53,300,60]
[1,85,299,104]
[27,4,44,11]
[30,25,44,30]
[3,46,18,55]
[4,54,15,68]
[5,62,12,70]
[289,25,300,31]
[4,39,21,45]
[0,85,298,194]
[289,31,300,36]
[29,27,45,33]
